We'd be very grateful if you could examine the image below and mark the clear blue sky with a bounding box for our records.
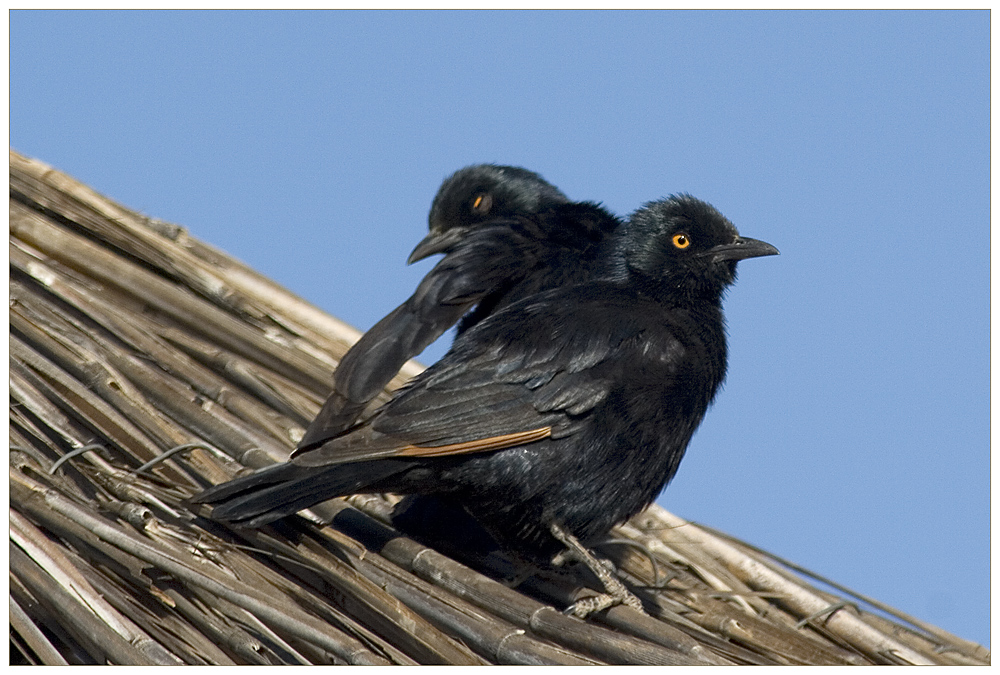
[10,10,989,648]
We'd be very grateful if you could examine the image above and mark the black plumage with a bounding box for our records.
[195,194,778,565]
[297,164,620,450]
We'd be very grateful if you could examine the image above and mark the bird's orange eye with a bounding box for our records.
[672,233,691,249]
[471,193,493,214]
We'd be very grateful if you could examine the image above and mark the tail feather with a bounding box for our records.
[193,459,412,527]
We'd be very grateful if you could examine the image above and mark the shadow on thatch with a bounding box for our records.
[8,149,989,665]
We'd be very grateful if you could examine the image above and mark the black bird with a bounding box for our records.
[411,163,570,265]
[297,164,619,450]
[195,194,778,611]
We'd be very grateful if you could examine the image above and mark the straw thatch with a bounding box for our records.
[8,148,989,666]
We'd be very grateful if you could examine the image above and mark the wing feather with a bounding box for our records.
[294,284,675,469]
[396,426,552,457]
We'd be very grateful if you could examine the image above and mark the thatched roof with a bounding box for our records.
[8,148,989,666]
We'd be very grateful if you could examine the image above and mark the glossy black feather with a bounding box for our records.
[297,165,620,450]
[195,194,777,556]
[201,459,419,526]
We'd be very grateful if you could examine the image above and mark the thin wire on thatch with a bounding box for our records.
[8,149,990,665]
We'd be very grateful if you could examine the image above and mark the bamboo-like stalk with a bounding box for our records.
[14,470,393,665]
[10,509,180,664]
[9,596,70,665]
[326,500,725,666]
[639,508,936,665]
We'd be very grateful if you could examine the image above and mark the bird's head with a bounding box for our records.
[614,194,778,300]
[410,164,569,263]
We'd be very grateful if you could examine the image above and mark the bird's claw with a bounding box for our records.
[549,522,646,617]
[564,585,644,618]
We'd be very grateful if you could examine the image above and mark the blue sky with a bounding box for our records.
[10,10,989,648]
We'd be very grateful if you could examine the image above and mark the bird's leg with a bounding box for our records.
[548,522,644,617]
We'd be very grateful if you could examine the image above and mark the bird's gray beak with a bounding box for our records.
[706,236,779,263]
[407,228,466,264]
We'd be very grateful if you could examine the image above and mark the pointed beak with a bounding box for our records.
[706,236,779,263]
[407,228,467,264]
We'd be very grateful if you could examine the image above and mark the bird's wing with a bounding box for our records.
[292,285,660,468]
[334,219,540,401]
[297,219,544,450]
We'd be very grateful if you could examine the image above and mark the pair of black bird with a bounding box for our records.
[195,164,777,612]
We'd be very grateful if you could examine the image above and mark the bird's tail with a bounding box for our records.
[191,459,412,527]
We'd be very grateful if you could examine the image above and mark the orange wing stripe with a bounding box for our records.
[396,426,551,458]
